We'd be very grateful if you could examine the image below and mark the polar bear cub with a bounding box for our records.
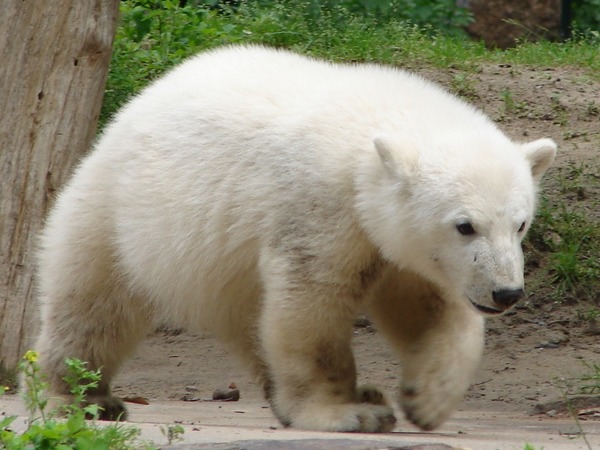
[34,45,556,432]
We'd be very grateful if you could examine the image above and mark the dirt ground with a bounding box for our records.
[106,64,599,429]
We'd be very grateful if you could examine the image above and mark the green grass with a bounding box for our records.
[102,0,600,124]
[527,161,600,303]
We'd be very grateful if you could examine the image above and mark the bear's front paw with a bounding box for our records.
[86,395,128,421]
[356,384,388,405]
[400,385,454,431]
[292,403,396,432]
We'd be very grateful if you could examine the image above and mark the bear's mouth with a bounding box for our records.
[468,298,504,316]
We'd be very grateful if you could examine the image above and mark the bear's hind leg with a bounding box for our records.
[34,174,154,419]
[34,201,155,421]
[34,285,153,420]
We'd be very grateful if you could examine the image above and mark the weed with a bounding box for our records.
[550,95,569,127]
[562,393,593,450]
[579,361,600,395]
[500,88,516,113]
[548,208,599,301]
[551,243,579,291]
[0,352,150,450]
[159,424,185,445]
[558,162,590,200]
[552,372,595,450]
[450,73,478,100]
[577,307,600,322]
[585,101,599,117]
[499,87,529,118]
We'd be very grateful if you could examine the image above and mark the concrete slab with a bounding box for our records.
[1,395,598,449]
[160,439,455,449]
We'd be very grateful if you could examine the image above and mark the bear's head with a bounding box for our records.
[357,132,556,315]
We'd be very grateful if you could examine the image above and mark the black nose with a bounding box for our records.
[492,288,525,307]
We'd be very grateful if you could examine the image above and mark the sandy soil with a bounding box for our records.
[105,64,599,428]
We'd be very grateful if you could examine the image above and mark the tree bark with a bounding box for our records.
[0,0,119,374]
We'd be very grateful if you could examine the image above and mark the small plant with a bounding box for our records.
[579,361,600,395]
[551,242,585,293]
[500,87,515,112]
[499,87,529,117]
[550,95,569,126]
[159,424,185,445]
[584,100,599,117]
[577,307,600,323]
[61,357,105,420]
[0,351,149,450]
[552,362,597,450]
[19,350,49,423]
[557,162,589,200]
[450,73,478,100]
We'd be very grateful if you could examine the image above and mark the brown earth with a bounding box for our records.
[466,0,563,48]
[106,64,600,429]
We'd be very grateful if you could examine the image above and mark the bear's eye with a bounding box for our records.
[518,222,526,233]
[456,222,476,236]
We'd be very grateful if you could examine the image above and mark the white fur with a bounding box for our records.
[34,45,556,431]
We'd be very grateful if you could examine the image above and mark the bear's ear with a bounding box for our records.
[373,134,420,180]
[522,138,557,184]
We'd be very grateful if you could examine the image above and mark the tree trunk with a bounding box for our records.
[0,0,119,376]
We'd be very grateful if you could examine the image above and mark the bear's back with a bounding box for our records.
[110,45,494,154]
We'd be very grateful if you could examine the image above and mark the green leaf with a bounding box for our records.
[0,415,17,429]
[66,412,85,434]
[76,435,110,450]
[83,404,101,419]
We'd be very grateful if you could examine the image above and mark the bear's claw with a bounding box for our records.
[357,384,387,405]
[400,387,450,431]
[291,403,396,433]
